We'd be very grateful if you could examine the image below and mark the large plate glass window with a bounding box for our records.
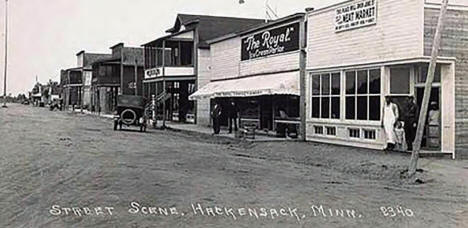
[345,68,381,121]
[311,72,341,119]
[390,67,411,95]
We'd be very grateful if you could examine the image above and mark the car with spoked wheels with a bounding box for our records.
[113,95,148,132]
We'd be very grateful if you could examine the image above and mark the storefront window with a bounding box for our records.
[417,64,441,83]
[345,68,381,121]
[311,73,340,119]
[390,67,410,95]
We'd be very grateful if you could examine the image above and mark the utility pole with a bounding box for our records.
[134,59,138,95]
[408,0,449,177]
[2,0,8,108]
[162,40,167,129]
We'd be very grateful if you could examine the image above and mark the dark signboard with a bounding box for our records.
[241,22,300,61]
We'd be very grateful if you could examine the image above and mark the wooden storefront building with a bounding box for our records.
[305,0,468,159]
[190,13,307,137]
[142,14,264,124]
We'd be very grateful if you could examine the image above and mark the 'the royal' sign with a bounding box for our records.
[335,0,377,32]
[241,23,300,61]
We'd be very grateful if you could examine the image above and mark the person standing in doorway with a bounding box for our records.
[227,99,239,133]
[405,96,419,151]
[428,101,440,126]
[382,96,399,151]
[211,101,222,135]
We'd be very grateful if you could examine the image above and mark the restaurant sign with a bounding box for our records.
[241,23,300,61]
[335,0,377,32]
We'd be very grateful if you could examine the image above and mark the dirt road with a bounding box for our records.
[0,104,467,227]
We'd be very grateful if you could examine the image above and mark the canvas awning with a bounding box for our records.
[189,71,299,100]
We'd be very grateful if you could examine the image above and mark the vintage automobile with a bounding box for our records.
[113,95,148,132]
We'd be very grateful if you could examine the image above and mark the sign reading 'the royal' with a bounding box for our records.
[241,23,300,61]
[335,0,377,32]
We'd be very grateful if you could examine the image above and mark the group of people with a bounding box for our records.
[211,100,239,135]
[211,96,439,152]
[382,96,440,152]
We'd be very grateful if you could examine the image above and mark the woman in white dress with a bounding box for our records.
[382,96,399,151]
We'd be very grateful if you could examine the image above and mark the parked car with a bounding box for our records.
[113,95,148,132]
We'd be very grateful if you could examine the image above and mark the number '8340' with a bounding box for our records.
[380,206,414,217]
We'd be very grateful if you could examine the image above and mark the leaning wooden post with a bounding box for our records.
[409,0,449,177]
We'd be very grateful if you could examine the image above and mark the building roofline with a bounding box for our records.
[207,12,305,45]
[141,28,196,47]
[110,42,124,50]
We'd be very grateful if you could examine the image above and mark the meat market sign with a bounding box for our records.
[241,23,300,61]
[335,0,377,32]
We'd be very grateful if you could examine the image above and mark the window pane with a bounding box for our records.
[369,69,381,94]
[321,97,330,118]
[312,74,320,95]
[346,96,355,120]
[390,67,410,94]
[321,74,330,95]
[331,97,340,119]
[346,71,355,94]
[331,73,340,95]
[357,70,368,94]
[312,97,320,118]
[369,96,381,121]
[357,96,368,120]
[419,64,441,83]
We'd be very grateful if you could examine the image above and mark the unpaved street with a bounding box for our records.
[0,104,467,228]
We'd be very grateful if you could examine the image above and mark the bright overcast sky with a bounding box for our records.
[0,0,466,95]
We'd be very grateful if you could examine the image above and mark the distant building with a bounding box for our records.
[90,43,144,114]
[142,14,264,124]
[60,51,111,110]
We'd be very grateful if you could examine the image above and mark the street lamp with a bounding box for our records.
[2,0,8,108]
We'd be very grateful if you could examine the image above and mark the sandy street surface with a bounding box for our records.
[0,104,467,228]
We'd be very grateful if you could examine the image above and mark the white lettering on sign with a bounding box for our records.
[145,68,161,78]
[241,23,299,61]
[335,0,377,32]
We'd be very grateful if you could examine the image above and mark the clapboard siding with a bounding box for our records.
[239,52,300,76]
[307,0,424,68]
[196,49,212,126]
[424,7,468,158]
[210,37,242,81]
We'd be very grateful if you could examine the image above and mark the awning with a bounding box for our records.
[189,71,299,100]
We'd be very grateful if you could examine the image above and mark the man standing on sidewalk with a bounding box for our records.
[227,100,239,134]
[405,96,419,151]
[211,101,222,135]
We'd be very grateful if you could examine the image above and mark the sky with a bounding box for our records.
[0,0,466,96]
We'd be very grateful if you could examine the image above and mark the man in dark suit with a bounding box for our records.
[211,101,222,135]
[405,96,419,151]
[227,100,239,133]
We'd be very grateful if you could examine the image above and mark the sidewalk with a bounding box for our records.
[71,108,114,119]
[165,122,298,142]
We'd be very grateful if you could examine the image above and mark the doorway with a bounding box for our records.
[415,87,441,150]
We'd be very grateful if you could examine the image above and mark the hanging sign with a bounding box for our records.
[241,23,300,61]
[335,0,377,32]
